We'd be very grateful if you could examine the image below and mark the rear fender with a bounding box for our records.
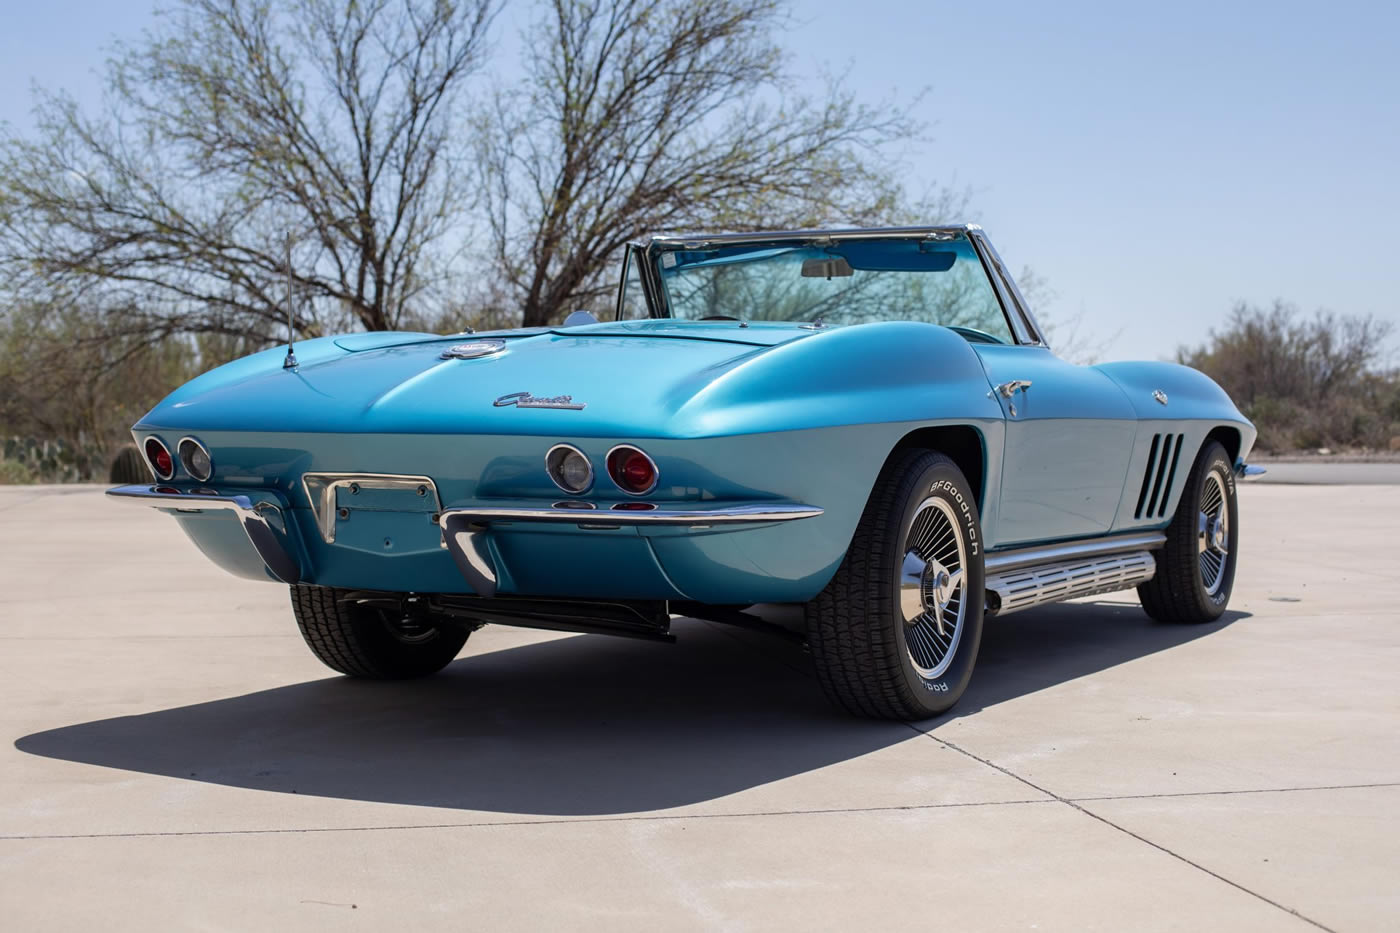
[671,321,1003,436]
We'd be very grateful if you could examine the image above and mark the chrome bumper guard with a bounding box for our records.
[438,503,824,598]
[106,484,301,584]
[1235,461,1266,478]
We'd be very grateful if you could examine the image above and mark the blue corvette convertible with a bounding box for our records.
[109,225,1257,720]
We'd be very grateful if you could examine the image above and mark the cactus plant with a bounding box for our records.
[108,445,149,484]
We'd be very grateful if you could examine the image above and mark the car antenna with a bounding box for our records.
[282,231,298,370]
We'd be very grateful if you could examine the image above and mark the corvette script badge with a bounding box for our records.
[493,391,586,410]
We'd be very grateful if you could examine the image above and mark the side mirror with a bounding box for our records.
[562,309,600,327]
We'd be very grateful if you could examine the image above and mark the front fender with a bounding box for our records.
[1094,360,1257,468]
[1093,361,1244,421]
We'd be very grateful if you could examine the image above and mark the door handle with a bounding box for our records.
[995,379,1032,398]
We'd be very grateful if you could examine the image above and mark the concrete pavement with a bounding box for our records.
[1,483,1396,931]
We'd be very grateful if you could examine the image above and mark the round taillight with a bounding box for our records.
[545,444,593,494]
[606,445,658,495]
[178,437,213,482]
[144,437,174,481]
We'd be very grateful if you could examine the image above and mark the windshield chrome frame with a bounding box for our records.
[965,226,1049,347]
[625,224,1048,348]
[617,242,668,321]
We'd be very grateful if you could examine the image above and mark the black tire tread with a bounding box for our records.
[1138,441,1234,624]
[290,585,466,678]
[806,449,958,720]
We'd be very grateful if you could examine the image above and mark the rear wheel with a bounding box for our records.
[806,449,986,720]
[1138,440,1239,623]
[290,585,468,678]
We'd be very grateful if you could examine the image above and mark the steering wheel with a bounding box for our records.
[699,315,741,321]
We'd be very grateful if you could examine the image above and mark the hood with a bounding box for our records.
[140,320,817,437]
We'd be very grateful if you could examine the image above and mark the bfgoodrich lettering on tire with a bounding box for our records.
[806,449,986,720]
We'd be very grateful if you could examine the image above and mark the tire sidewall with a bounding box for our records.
[1190,445,1239,615]
[890,458,986,715]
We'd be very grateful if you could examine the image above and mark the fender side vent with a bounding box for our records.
[1136,433,1186,520]
[1158,434,1185,518]
[1134,434,1162,519]
[1144,433,1176,517]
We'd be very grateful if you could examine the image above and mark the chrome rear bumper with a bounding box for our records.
[106,485,301,583]
[438,502,823,598]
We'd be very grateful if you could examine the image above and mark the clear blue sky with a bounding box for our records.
[3,0,1396,362]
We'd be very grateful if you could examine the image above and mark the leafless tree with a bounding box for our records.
[479,0,930,327]
[0,0,498,342]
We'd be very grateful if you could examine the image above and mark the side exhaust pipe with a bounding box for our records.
[981,533,1164,616]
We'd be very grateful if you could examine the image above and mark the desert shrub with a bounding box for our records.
[1179,302,1397,452]
[0,303,260,482]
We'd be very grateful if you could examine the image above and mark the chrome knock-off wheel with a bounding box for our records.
[1197,471,1230,596]
[899,497,968,679]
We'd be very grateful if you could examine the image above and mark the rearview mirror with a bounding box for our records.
[801,257,854,279]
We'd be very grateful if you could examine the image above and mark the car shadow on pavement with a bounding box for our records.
[15,602,1244,816]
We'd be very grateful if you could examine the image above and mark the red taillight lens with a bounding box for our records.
[144,438,174,480]
[606,446,657,494]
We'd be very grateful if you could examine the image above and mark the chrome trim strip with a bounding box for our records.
[645,224,973,249]
[176,436,213,482]
[437,502,824,598]
[106,484,300,583]
[440,503,822,528]
[605,444,659,496]
[983,532,1167,575]
[301,472,443,544]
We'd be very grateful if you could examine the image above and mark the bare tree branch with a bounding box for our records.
[479,0,940,327]
[0,0,499,339]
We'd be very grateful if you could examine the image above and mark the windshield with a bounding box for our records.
[651,235,1015,343]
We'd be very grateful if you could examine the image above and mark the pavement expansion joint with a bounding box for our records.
[0,796,1057,843]
[1068,781,1400,803]
[689,613,1353,932]
[703,600,1351,932]
[915,730,1341,933]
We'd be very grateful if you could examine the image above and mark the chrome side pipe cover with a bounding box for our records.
[986,550,1157,616]
[981,531,1167,616]
[105,484,301,584]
